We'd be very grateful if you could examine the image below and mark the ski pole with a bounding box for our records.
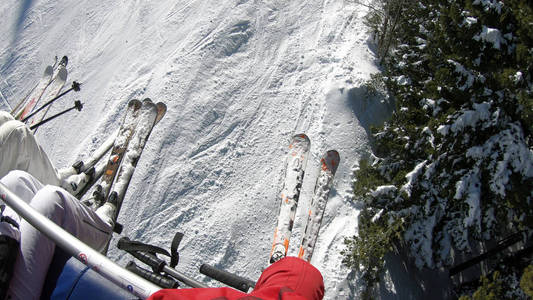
[449,231,524,276]
[118,238,208,288]
[126,261,180,289]
[200,263,255,292]
[127,249,208,288]
[29,100,83,130]
[22,81,81,123]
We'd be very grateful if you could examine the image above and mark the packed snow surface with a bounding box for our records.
[0,0,399,298]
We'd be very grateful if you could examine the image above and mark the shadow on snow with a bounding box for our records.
[1,0,35,74]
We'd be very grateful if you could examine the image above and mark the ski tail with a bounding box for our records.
[269,134,310,264]
[298,150,340,262]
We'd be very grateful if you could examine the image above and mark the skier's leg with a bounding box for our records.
[0,170,45,240]
[1,170,44,202]
[251,257,325,300]
[5,174,112,299]
[0,170,44,299]
[0,169,39,299]
[0,120,61,185]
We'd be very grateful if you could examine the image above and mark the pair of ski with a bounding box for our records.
[269,134,340,264]
[66,99,166,228]
[11,56,78,131]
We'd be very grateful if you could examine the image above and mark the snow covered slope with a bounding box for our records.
[0,0,382,298]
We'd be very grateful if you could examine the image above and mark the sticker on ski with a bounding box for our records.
[298,150,340,262]
[107,99,165,222]
[97,99,143,204]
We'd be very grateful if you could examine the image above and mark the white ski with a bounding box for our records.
[269,134,310,263]
[298,150,340,262]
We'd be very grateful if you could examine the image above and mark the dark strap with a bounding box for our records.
[0,216,19,229]
[170,232,184,268]
[117,232,184,269]
[0,205,19,229]
[117,237,170,257]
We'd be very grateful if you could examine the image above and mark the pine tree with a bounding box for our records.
[344,0,533,295]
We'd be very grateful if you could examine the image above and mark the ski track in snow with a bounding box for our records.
[0,1,385,298]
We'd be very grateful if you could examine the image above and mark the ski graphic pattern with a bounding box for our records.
[98,99,143,203]
[29,59,68,130]
[298,150,340,262]
[269,134,310,264]
[14,65,54,120]
[82,102,165,178]
[107,99,165,223]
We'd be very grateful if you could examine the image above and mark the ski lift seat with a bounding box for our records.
[41,249,138,300]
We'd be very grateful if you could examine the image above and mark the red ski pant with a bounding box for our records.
[149,257,325,300]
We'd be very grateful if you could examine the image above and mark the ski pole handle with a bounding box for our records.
[129,249,208,288]
[200,264,255,292]
[126,261,179,289]
[117,239,167,273]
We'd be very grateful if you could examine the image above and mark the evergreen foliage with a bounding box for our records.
[521,265,533,297]
[345,0,533,296]
[458,272,504,300]
[458,261,531,300]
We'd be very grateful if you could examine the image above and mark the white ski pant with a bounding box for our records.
[0,170,112,300]
[0,111,61,186]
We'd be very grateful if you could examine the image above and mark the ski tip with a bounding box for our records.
[155,102,167,125]
[142,98,153,105]
[58,67,68,80]
[293,133,309,141]
[61,56,68,66]
[128,99,142,109]
[290,134,310,148]
[141,98,159,114]
[322,150,340,174]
